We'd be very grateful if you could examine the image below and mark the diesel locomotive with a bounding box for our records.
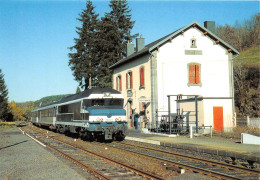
[31,87,127,141]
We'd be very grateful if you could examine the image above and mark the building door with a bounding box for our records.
[213,106,223,132]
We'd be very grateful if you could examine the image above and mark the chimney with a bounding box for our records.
[136,35,145,52]
[127,41,134,56]
[204,21,215,33]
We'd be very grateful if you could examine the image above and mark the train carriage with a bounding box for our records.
[32,87,127,141]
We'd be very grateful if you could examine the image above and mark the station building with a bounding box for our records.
[110,21,239,132]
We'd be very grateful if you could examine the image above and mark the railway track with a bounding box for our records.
[21,128,165,180]
[21,126,260,179]
[100,141,260,180]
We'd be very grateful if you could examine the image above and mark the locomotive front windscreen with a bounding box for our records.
[83,98,123,108]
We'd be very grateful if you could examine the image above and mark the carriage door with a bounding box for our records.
[213,106,223,132]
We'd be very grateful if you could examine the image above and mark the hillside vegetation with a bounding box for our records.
[216,13,259,117]
[11,94,71,121]
[233,45,259,117]
[33,94,71,108]
[238,45,260,67]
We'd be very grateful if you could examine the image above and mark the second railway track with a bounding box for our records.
[113,141,260,177]
[106,142,260,179]
[94,140,260,180]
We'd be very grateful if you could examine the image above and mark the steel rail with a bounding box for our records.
[45,143,112,180]
[105,142,253,180]
[51,137,166,180]
[117,141,260,176]
[24,127,166,180]
[23,126,258,179]
[26,131,112,180]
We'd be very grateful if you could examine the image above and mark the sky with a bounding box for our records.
[0,0,259,102]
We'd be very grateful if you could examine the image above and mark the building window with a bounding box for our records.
[190,38,197,48]
[188,63,201,86]
[140,67,145,88]
[116,75,122,91]
[126,71,133,89]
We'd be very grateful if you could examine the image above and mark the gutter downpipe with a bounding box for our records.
[149,50,157,130]
[231,54,240,127]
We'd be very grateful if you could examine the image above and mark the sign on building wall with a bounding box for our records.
[139,98,151,103]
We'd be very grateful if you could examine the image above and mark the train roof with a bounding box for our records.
[33,87,121,111]
[32,101,58,112]
[59,87,121,104]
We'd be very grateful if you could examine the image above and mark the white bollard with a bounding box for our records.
[210,126,212,138]
[190,125,193,138]
[247,116,250,126]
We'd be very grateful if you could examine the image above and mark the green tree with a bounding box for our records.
[0,69,9,121]
[69,0,99,90]
[97,0,137,87]
[76,86,81,93]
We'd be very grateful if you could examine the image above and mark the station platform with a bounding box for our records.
[125,128,260,164]
[0,127,86,180]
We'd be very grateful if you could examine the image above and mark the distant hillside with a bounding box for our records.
[34,94,72,107]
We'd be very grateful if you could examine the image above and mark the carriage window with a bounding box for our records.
[59,105,68,113]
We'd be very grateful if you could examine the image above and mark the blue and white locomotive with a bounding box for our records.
[31,87,127,141]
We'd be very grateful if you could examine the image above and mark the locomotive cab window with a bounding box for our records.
[108,99,123,107]
[85,98,124,108]
[92,99,105,106]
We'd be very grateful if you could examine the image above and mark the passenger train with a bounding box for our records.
[31,87,127,141]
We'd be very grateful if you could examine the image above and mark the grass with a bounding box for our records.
[0,122,16,125]
[238,45,260,68]
[0,121,26,130]
[213,125,260,140]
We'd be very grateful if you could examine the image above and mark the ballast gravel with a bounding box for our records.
[0,127,86,180]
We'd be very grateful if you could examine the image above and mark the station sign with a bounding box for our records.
[139,98,151,103]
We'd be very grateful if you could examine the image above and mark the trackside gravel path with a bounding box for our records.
[0,127,86,180]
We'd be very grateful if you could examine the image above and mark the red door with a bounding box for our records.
[213,107,223,132]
